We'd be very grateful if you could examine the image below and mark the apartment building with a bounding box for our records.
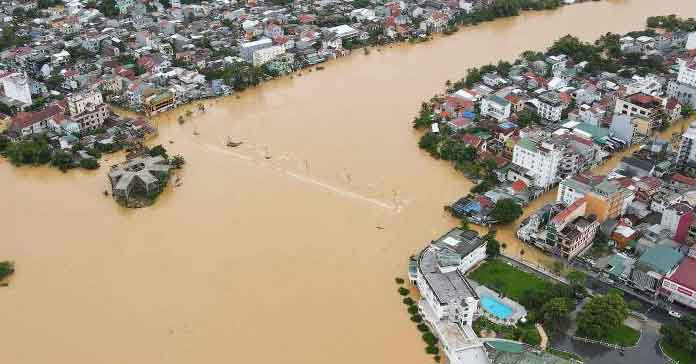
[512,137,563,189]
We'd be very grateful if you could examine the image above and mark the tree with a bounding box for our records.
[98,0,119,17]
[492,199,523,224]
[682,104,694,119]
[567,270,588,297]
[51,151,74,172]
[486,238,500,258]
[418,132,442,158]
[552,261,563,274]
[541,297,570,328]
[0,261,14,281]
[171,154,186,169]
[79,158,100,170]
[149,145,169,159]
[577,292,628,340]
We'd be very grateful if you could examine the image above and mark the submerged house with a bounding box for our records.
[108,155,171,207]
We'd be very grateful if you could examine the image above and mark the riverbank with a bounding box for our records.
[2,2,695,364]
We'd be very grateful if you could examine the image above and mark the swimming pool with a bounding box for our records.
[480,295,513,320]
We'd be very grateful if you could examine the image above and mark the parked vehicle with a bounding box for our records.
[668,310,682,319]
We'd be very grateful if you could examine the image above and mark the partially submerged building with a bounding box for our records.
[108,155,171,207]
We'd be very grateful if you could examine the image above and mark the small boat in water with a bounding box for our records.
[226,137,243,148]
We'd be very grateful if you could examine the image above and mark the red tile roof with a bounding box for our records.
[10,104,64,130]
[551,197,586,225]
[666,257,696,292]
[459,134,482,148]
[511,180,527,193]
[672,174,696,186]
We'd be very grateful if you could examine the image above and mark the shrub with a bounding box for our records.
[79,158,100,170]
[410,314,423,323]
[395,277,405,284]
[403,297,415,305]
[407,305,419,315]
[422,332,438,345]
[0,261,14,280]
[417,323,429,332]
[425,345,439,355]
[398,287,410,296]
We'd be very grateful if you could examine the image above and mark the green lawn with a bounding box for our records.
[662,340,696,364]
[468,259,551,301]
[605,324,640,347]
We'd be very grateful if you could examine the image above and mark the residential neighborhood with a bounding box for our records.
[409,15,696,364]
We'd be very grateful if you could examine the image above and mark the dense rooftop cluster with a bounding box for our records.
[0,0,596,121]
[415,20,696,226]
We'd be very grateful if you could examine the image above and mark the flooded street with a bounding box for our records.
[2,1,696,363]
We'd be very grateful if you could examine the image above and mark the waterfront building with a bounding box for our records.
[108,155,172,207]
[252,45,285,67]
[240,38,273,63]
[143,90,175,116]
[415,229,488,364]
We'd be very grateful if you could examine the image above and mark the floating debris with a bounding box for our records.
[103,190,109,197]
[376,226,385,230]
[193,130,200,136]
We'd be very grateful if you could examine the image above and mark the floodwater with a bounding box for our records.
[2,1,696,363]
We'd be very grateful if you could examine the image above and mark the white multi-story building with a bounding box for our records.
[536,90,564,121]
[677,58,696,87]
[0,72,32,106]
[512,137,563,189]
[240,38,273,63]
[677,122,696,168]
[668,58,696,108]
[480,95,511,121]
[414,229,488,364]
[68,91,103,116]
[68,90,108,131]
[252,45,285,67]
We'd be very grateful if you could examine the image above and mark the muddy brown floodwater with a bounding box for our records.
[2,1,696,363]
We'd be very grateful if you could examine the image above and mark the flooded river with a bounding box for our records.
[2,1,696,363]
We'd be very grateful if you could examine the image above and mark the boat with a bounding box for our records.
[226,137,243,148]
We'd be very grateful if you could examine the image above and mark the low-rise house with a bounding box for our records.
[631,244,684,294]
